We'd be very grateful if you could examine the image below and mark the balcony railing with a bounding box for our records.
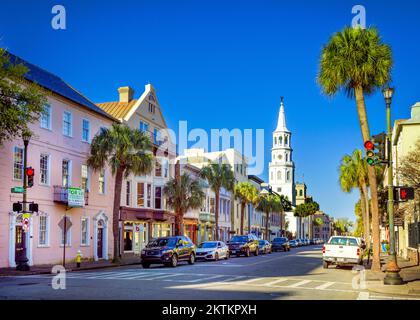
[53,186,89,206]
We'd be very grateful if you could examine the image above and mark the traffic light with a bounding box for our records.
[13,202,22,212]
[26,167,34,188]
[29,203,39,212]
[394,187,415,202]
[364,133,387,166]
[364,140,376,166]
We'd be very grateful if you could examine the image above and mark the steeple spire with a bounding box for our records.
[275,96,289,132]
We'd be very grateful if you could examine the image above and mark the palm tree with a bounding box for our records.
[318,26,392,271]
[200,163,235,240]
[234,182,259,234]
[163,173,205,236]
[257,194,282,240]
[339,149,371,249]
[87,123,153,262]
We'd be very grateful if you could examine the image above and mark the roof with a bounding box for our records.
[5,51,115,121]
[96,100,138,120]
[248,175,264,184]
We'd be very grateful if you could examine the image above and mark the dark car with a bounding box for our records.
[228,234,260,257]
[258,240,272,254]
[141,236,196,268]
[271,237,291,252]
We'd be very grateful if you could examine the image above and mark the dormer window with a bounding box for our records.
[148,93,155,102]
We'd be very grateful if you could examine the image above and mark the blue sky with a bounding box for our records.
[1,0,419,221]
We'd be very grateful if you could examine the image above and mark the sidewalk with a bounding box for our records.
[0,255,142,277]
[366,254,420,297]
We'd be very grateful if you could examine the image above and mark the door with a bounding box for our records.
[97,227,103,259]
[15,225,25,263]
[133,223,148,254]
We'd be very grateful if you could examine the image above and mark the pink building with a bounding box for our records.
[0,52,116,268]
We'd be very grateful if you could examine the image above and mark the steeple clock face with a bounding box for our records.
[278,154,283,160]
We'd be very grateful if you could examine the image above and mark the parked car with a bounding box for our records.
[322,236,365,268]
[305,238,311,245]
[296,239,304,246]
[141,236,196,268]
[271,237,291,252]
[258,240,272,254]
[289,239,298,247]
[196,241,229,261]
[228,234,260,257]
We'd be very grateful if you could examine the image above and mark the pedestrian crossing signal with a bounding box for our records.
[394,187,415,202]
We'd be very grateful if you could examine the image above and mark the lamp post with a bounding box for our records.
[382,87,403,285]
[16,133,30,271]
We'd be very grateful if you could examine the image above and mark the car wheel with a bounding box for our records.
[142,263,150,269]
[255,248,259,256]
[170,254,178,267]
[215,252,219,261]
[245,248,251,257]
[225,252,229,260]
[269,249,272,254]
[188,253,195,265]
[323,261,329,269]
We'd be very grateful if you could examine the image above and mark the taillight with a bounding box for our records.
[322,246,325,254]
[357,248,360,256]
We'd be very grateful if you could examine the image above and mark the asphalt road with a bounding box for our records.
[0,245,416,300]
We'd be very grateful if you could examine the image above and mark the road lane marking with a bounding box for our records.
[357,292,370,300]
[236,277,266,285]
[184,275,226,283]
[314,282,335,290]
[263,278,289,286]
[287,280,312,288]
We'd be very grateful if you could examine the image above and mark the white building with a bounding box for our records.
[268,98,297,236]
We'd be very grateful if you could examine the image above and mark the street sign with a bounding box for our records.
[11,187,24,193]
[68,187,85,207]
[58,216,72,233]
[22,213,31,219]
[22,218,30,232]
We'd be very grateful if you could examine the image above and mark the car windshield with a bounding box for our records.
[199,242,217,248]
[147,238,177,248]
[259,240,265,245]
[273,238,287,243]
[230,236,248,243]
[329,237,358,246]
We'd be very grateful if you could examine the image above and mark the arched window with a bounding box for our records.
[279,136,283,145]
[286,171,290,181]
[285,136,289,146]
[299,190,303,196]
[285,153,288,162]
[274,137,277,145]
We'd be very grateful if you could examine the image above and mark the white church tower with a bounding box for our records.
[268,97,297,236]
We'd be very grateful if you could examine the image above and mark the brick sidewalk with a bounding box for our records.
[366,255,420,297]
[0,255,142,277]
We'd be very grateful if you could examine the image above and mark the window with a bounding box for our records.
[279,136,283,145]
[39,216,49,246]
[82,119,90,142]
[285,136,289,146]
[98,170,105,194]
[155,187,162,209]
[147,184,152,207]
[274,137,277,145]
[163,159,169,178]
[13,147,24,180]
[63,111,72,137]
[81,217,89,246]
[140,121,149,133]
[40,154,49,185]
[154,128,161,144]
[40,104,51,130]
[155,159,162,177]
[148,103,155,114]
[285,154,289,162]
[137,183,144,207]
[210,198,215,214]
[81,164,89,192]
[126,181,131,206]
[299,190,303,197]
[62,160,71,187]
[286,171,290,181]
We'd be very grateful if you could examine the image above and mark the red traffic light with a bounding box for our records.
[364,141,374,150]
[26,167,34,177]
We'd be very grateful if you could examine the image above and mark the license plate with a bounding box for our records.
[337,258,344,262]
[231,250,236,254]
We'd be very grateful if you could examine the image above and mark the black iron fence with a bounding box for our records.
[408,222,420,248]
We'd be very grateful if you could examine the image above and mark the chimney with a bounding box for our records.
[118,86,134,103]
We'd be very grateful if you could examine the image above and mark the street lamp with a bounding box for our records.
[16,133,31,271]
[382,87,403,285]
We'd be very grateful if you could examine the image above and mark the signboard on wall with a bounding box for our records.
[68,187,85,207]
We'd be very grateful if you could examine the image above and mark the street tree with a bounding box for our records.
[318,26,393,271]
[164,173,205,236]
[257,194,282,240]
[0,48,47,145]
[87,123,153,263]
[234,182,259,234]
[200,163,235,240]
[334,218,354,235]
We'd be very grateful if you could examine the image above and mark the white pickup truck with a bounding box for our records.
[322,236,365,268]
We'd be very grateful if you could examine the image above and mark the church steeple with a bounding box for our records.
[275,97,289,132]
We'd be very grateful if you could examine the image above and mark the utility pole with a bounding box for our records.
[16,135,30,271]
[382,87,403,285]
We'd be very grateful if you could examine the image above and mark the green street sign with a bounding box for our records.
[11,187,24,193]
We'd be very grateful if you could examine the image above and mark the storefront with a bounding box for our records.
[198,212,215,243]
[184,218,198,245]
[120,207,175,255]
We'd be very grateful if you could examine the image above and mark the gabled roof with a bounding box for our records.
[96,100,138,120]
[5,51,115,121]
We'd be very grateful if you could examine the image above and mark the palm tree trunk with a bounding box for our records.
[215,191,220,240]
[361,182,371,250]
[240,202,245,234]
[359,188,369,243]
[175,210,184,236]
[355,86,381,271]
[112,168,124,263]
[265,210,270,240]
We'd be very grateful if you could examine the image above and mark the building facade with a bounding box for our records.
[312,211,333,242]
[0,52,116,268]
[97,85,177,256]
[268,98,297,237]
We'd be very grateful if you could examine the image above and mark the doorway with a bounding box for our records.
[97,222,104,259]
[15,225,24,264]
